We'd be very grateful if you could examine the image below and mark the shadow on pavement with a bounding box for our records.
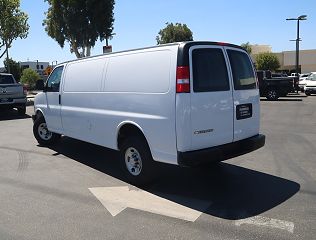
[151,163,300,220]
[261,98,303,102]
[0,109,31,121]
[48,136,300,221]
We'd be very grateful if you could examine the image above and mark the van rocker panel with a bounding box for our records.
[177,134,265,166]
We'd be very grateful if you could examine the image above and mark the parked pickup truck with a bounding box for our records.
[0,73,27,115]
[257,70,299,100]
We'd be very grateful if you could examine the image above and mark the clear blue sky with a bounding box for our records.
[1,0,315,67]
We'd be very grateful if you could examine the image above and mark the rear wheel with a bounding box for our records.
[305,91,311,96]
[266,89,279,101]
[33,115,61,146]
[120,136,156,186]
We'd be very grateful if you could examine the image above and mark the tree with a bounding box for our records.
[241,42,252,54]
[0,0,29,73]
[3,58,21,81]
[43,0,115,58]
[156,22,193,44]
[20,68,40,89]
[255,52,281,71]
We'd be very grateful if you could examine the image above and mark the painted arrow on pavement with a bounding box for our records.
[89,186,210,222]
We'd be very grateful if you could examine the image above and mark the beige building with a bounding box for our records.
[275,49,316,73]
[251,44,272,55]
[251,44,316,73]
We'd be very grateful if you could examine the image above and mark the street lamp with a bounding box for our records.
[105,32,116,47]
[286,15,307,75]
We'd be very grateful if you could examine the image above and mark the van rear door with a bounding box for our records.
[189,46,234,150]
[225,47,260,141]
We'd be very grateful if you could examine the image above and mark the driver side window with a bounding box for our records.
[46,66,64,92]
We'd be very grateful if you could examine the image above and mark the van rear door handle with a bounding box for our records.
[59,94,61,105]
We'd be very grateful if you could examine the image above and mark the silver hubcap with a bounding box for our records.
[125,147,142,176]
[268,91,277,99]
[38,123,52,141]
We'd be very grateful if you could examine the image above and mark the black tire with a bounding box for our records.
[17,106,26,116]
[120,136,157,186]
[33,115,61,146]
[305,91,311,96]
[266,89,279,101]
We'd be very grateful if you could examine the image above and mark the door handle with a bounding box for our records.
[59,94,61,105]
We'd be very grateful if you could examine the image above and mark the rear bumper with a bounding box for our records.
[0,97,27,106]
[177,134,265,167]
[0,97,27,107]
[305,87,316,93]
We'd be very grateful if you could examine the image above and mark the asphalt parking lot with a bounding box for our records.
[0,93,315,240]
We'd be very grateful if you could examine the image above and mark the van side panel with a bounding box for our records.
[60,46,179,165]
[98,48,178,164]
[63,57,106,92]
[61,57,107,141]
[106,50,171,93]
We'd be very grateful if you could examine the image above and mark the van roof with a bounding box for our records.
[58,41,243,67]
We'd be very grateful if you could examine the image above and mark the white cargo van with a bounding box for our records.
[32,41,265,185]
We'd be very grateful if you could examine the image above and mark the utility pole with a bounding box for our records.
[286,15,307,75]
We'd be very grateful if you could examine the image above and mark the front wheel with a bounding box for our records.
[305,91,311,96]
[33,116,61,146]
[120,136,157,186]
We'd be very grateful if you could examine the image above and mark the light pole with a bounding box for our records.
[105,32,116,47]
[286,15,307,75]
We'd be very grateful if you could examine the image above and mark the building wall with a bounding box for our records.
[277,49,316,73]
[20,61,49,71]
[251,45,316,73]
[20,61,50,80]
[251,45,272,55]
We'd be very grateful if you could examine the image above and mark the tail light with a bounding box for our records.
[23,85,27,95]
[176,66,190,93]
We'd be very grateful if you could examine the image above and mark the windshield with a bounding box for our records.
[306,73,316,81]
[0,74,15,84]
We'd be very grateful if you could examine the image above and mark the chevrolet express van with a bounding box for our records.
[33,41,265,185]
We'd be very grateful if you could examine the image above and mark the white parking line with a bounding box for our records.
[235,216,294,233]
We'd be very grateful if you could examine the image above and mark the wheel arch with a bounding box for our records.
[116,121,152,153]
[34,108,45,121]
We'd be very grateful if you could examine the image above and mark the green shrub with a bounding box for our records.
[20,68,40,89]
[255,52,280,71]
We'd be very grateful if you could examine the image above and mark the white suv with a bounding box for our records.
[299,73,311,92]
